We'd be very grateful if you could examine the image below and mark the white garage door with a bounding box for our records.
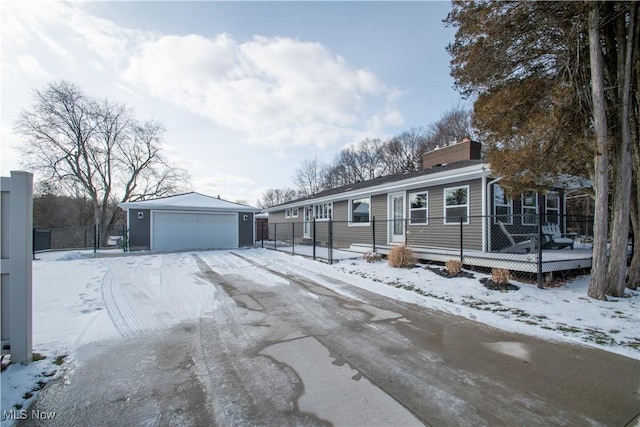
[152,211,238,251]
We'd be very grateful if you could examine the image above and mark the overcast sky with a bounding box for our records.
[1,1,464,205]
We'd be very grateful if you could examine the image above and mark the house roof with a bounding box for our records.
[119,192,260,212]
[267,159,490,211]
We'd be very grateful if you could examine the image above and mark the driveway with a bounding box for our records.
[24,250,640,426]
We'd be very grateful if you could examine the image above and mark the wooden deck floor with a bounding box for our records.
[349,244,593,274]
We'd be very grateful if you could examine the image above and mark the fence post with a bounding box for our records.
[372,216,376,253]
[274,223,277,251]
[313,219,316,261]
[7,171,34,364]
[460,217,464,264]
[537,211,544,289]
[292,222,295,255]
[330,217,334,264]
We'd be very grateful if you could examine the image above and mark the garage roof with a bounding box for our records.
[119,192,260,212]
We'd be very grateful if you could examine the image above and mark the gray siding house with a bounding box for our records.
[265,140,573,254]
[120,193,260,251]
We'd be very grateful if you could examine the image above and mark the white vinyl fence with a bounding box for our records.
[0,171,33,364]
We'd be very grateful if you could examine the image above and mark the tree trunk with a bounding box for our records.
[605,4,636,296]
[93,200,101,249]
[587,4,609,301]
[629,181,640,289]
[627,56,640,289]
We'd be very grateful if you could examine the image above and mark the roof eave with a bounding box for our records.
[266,163,490,212]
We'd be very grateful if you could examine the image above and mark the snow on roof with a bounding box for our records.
[119,192,260,212]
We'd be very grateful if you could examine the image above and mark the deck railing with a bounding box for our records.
[262,214,598,287]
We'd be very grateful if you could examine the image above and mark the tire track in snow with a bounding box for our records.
[101,264,145,338]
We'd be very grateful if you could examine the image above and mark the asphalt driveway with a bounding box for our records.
[23,250,640,426]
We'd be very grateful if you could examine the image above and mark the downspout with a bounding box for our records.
[486,176,504,252]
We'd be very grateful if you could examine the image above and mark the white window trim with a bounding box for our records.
[348,196,371,227]
[409,191,429,225]
[521,192,538,225]
[285,208,291,219]
[292,207,299,218]
[443,185,470,225]
[313,202,333,222]
[493,185,513,225]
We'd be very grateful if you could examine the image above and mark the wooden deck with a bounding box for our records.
[349,244,593,274]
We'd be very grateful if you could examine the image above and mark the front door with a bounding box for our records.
[303,206,311,238]
[388,192,405,243]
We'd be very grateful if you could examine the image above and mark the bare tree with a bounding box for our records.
[382,127,429,174]
[294,158,325,197]
[258,187,298,209]
[336,138,386,183]
[15,81,190,243]
[425,107,475,151]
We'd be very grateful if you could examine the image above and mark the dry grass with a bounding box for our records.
[388,245,416,268]
[445,260,463,276]
[491,268,511,285]
[363,252,382,263]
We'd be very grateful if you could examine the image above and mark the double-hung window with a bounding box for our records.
[522,192,538,225]
[291,207,299,218]
[285,208,292,218]
[493,185,513,224]
[444,186,469,224]
[409,192,428,224]
[350,197,370,225]
[545,192,559,225]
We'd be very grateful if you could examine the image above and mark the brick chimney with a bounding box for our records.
[422,138,481,170]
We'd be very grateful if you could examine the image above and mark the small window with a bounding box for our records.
[350,197,370,225]
[313,203,333,220]
[285,208,291,219]
[545,192,559,225]
[522,192,538,225]
[493,185,513,224]
[409,192,428,224]
[292,207,299,218]
[444,186,469,224]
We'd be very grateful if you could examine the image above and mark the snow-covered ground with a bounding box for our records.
[1,248,638,424]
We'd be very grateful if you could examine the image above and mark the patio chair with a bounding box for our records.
[497,221,535,254]
[541,223,574,250]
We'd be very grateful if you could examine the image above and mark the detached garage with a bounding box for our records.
[119,193,260,251]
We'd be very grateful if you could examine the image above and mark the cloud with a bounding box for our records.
[17,55,49,78]
[121,33,402,148]
[2,0,404,168]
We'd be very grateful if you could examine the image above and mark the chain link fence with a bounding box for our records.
[33,224,127,255]
[262,214,599,285]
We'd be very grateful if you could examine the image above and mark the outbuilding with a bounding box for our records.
[119,192,260,251]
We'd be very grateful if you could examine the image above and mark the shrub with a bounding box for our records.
[388,245,416,268]
[491,268,511,285]
[445,259,463,276]
[363,252,382,263]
